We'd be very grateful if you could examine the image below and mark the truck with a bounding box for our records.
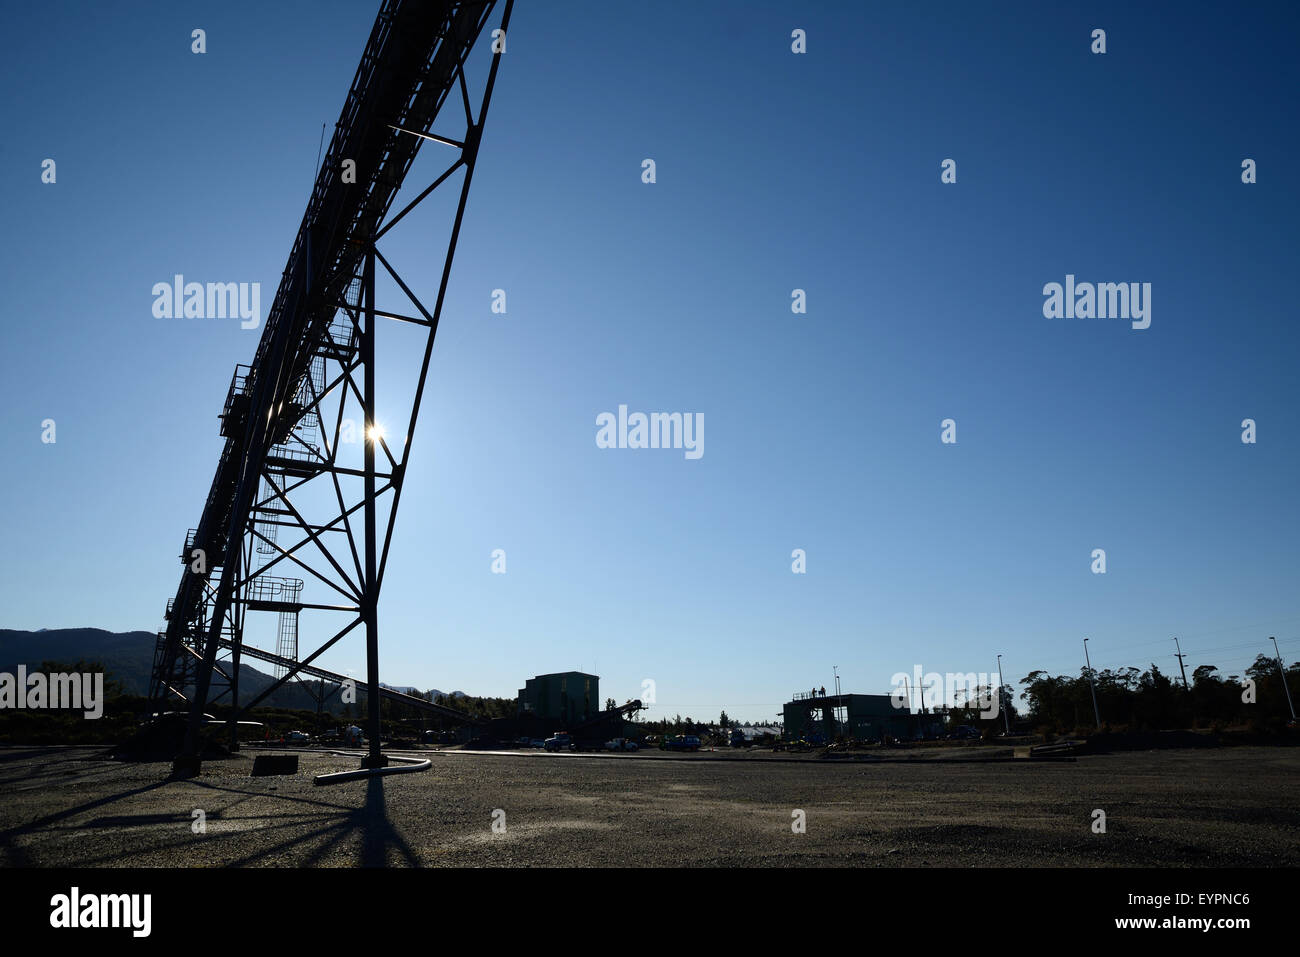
[543,732,572,752]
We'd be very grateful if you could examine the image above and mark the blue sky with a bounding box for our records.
[2,2,1298,722]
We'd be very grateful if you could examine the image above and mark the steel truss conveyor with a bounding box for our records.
[150,0,513,774]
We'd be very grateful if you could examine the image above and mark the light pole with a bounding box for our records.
[1083,638,1101,728]
[832,665,844,737]
[996,654,1010,735]
[1271,637,1296,722]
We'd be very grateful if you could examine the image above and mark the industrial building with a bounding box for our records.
[517,672,599,724]
[783,690,943,742]
[490,672,643,748]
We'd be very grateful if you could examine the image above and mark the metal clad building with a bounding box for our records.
[517,672,598,724]
[783,691,943,741]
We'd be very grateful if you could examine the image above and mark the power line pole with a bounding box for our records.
[1271,636,1296,722]
[1083,637,1101,728]
[1173,636,1189,690]
[997,654,1010,735]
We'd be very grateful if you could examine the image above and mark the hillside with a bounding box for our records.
[0,628,415,713]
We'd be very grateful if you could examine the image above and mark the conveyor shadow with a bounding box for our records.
[185,772,419,867]
[0,761,420,867]
[0,779,172,866]
[354,775,418,867]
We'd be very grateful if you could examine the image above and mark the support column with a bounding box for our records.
[361,243,386,769]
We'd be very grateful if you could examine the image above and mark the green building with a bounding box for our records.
[517,672,599,725]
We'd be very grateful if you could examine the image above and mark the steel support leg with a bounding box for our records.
[361,244,387,770]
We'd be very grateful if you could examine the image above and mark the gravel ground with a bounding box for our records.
[0,745,1295,867]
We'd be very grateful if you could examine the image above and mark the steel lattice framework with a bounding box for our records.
[150,0,513,775]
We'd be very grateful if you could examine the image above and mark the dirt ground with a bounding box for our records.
[0,745,1295,867]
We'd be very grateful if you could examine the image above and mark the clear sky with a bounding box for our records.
[2,2,1298,722]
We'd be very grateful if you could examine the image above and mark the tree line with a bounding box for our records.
[1018,655,1297,734]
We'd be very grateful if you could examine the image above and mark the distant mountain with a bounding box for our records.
[0,628,459,714]
[379,683,468,700]
[0,628,158,696]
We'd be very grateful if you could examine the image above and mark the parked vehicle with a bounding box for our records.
[729,728,747,748]
[343,725,366,746]
[605,737,639,752]
[662,734,701,752]
[529,738,545,749]
[284,730,311,744]
[948,725,980,740]
[543,732,572,752]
